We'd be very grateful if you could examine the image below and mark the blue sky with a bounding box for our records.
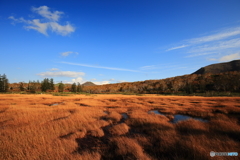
[1,0,240,84]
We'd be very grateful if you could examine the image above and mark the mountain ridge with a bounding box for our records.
[82,81,96,86]
[192,59,240,74]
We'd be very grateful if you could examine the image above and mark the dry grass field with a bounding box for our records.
[0,94,240,160]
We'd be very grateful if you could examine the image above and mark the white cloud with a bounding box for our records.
[25,19,49,35]
[9,16,48,35]
[32,6,63,22]
[60,61,141,72]
[49,22,75,36]
[37,71,85,77]
[72,77,84,83]
[218,53,240,62]
[93,81,111,85]
[60,51,79,57]
[50,68,59,71]
[9,6,75,36]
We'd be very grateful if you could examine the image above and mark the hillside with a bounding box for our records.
[192,59,240,74]
[82,81,96,86]
[5,60,240,94]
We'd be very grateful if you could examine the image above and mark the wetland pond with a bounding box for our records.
[148,110,209,123]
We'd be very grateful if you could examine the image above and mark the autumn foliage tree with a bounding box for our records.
[19,82,25,91]
[28,80,40,93]
[82,71,240,94]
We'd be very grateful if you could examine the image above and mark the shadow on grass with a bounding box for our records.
[75,135,125,160]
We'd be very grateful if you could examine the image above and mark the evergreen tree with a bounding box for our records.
[41,79,46,92]
[0,74,9,92]
[77,82,82,92]
[4,74,8,92]
[0,75,3,92]
[50,78,55,90]
[41,78,55,92]
[41,78,53,92]
[46,78,50,90]
[71,82,77,92]
[58,81,64,92]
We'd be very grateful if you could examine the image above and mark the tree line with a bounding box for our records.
[1,74,83,93]
[2,71,240,94]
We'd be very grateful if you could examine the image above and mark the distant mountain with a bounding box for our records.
[192,60,240,74]
[82,81,96,86]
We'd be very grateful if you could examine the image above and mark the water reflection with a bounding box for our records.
[49,103,59,106]
[148,110,208,123]
[121,113,129,120]
[103,111,108,114]
[171,114,208,123]
[148,110,164,115]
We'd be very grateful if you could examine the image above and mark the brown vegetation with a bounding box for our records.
[7,71,240,95]
[0,94,240,159]
[82,71,240,94]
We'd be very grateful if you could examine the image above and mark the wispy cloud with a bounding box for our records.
[167,27,240,53]
[218,52,240,62]
[60,51,79,57]
[9,6,75,36]
[37,71,85,77]
[186,52,216,58]
[165,26,240,62]
[60,61,141,72]
[50,68,59,71]
[140,64,178,70]
[166,45,189,51]
[189,27,240,44]
[188,38,240,53]
[140,65,158,70]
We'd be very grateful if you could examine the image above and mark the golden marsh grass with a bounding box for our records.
[0,94,240,159]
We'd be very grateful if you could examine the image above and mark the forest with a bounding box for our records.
[1,71,240,95]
